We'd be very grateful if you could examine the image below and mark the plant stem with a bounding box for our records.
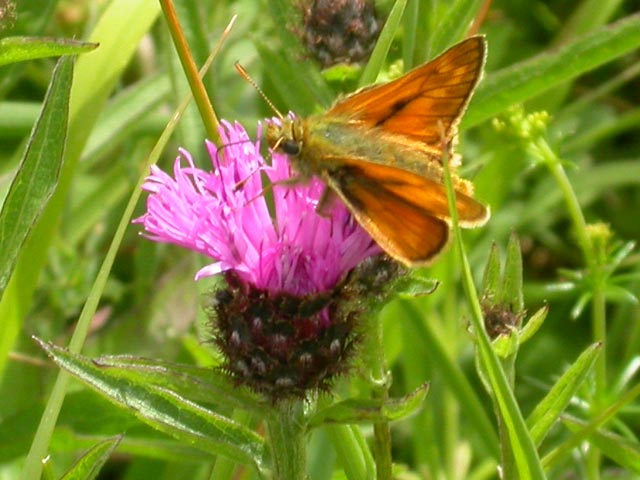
[364,314,393,479]
[325,424,375,480]
[373,420,393,480]
[442,144,546,479]
[534,136,606,480]
[266,400,307,480]
[159,0,219,142]
[536,141,593,267]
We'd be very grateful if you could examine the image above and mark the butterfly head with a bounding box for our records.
[266,117,305,157]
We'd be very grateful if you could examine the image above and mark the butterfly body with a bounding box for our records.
[266,37,490,266]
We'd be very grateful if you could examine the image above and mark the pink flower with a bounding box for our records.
[135,120,380,296]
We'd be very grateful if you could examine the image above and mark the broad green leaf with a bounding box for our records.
[527,343,601,445]
[0,37,97,67]
[59,436,121,480]
[85,355,264,414]
[429,0,485,57]
[0,56,72,296]
[463,13,640,129]
[563,416,640,474]
[19,4,162,479]
[308,383,428,428]
[554,0,623,45]
[82,73,170,162]
[37,339,268,474]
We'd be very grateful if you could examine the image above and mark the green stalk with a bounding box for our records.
[443,263,460,480]
[325,424,375,480]
[531,134,606,479]
[159,0,219,142]
[266,400,307,480]
[531,137,607,392]
[442,141,546,479]
[369,316,393,480]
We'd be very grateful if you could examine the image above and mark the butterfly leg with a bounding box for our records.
[315,186,340,217]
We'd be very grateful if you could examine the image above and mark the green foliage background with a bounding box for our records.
[0,0,639,479]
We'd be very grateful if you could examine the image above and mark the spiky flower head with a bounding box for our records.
[135,120,386,398]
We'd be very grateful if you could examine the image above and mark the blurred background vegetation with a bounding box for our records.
[0,0,639,479]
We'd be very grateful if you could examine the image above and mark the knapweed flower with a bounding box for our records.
[135,120,386,398]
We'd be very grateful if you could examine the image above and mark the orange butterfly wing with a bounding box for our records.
[325,159,489,265]
[327,36,486,147]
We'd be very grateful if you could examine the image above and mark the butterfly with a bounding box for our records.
[264,36,489,266]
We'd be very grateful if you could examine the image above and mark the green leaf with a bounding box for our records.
[58,436,122,480]
[492,330,519,358]
[36,339,268,474]
[608,240,637,272]
[101,436,210,463]
[442,140,545,478]
[324,424,375,480]
[429,0,485,57]
[603,284,639,305]
[543,384,640,468]
[85,355,264,414]
[562,417,640,474]
[571,292,593,319]
[18,4,164,478]
[359,0,407,87]
[0,37,97,67]
[401,0,419,69]
[502,233,524,311]
[481,242,502,301]
[308,383,428,428]
[526,342,601,446]
[82,73,170,162]
[463,13,640,129]
[519,305,548,345]
[394,276,439,298]
[0,56,72,297]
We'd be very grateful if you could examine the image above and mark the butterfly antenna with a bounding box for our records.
[235,63,284,119]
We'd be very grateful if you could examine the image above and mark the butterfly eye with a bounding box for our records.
[281,140,301,156]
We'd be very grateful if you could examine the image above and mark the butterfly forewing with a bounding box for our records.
[327,36,486,146]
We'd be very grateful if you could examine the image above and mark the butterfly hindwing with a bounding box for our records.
[325,158,487,264]
[331,157,488,226]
